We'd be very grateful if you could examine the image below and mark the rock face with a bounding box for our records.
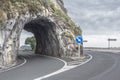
[24,17,62,57]
[0,0,82,67]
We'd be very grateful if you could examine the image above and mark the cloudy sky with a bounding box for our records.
[63,0,120,47]
[63,0,120,35]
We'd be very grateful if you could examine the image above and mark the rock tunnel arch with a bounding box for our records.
[1,14,67,66]
[23,17,61,56]
[0,13,81,67]
[0,0,82,67]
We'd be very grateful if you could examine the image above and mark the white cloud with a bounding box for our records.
[63,0,120,35]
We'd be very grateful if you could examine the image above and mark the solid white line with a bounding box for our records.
[34,54,92,80]
[78,54,92,66]
[0,57,27,73]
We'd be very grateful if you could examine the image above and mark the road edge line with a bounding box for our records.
[78,54,92,66]
[0,57,27,73]
[34,54,92,80]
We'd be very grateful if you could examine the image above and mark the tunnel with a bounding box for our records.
[0,0,79,67]
[23,17,61,57]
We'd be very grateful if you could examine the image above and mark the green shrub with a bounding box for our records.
[65,33,74,40]
[25,36,36,51]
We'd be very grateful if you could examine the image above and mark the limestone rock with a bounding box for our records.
[0,0,82,67]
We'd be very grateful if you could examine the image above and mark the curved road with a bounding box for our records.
[1,50,120,80]
[44,50,120,80]
[0,51,64,80]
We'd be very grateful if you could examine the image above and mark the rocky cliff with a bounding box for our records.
[0,0,82,67]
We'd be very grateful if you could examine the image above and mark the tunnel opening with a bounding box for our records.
[23,17,61,57]
[20,30,35,52]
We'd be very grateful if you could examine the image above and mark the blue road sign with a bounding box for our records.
[75,36,83,44]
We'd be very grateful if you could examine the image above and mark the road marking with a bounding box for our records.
[34,54,92,80]
[0,57,27,73]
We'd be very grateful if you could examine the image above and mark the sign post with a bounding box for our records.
[75,36,83,57]
[108,38,117,48]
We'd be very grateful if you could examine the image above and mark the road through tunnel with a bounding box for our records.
[0,16,64,67]
[0,0,81,68]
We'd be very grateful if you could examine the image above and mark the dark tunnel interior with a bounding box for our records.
[24,17,61,57]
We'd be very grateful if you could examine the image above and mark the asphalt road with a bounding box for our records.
[44,50,120,80]
[1,50,120,80]
[0,51,64,80]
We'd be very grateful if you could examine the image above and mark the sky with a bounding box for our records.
[63,0,120,47]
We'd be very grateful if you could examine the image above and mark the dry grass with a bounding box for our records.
[0,9,7,27]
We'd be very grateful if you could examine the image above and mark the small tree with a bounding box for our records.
[25,36,36,51]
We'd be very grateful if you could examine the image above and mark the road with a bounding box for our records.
[0,50,120,80]
[44,50,120,80]
[0,51,64,80]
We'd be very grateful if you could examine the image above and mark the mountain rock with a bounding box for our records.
[0,0,82,67]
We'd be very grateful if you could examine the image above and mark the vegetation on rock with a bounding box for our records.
[64,32,74,40]
[0,0,82,35]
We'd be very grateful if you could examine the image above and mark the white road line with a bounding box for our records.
[34,54,92,80]
[0,57,27,73]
